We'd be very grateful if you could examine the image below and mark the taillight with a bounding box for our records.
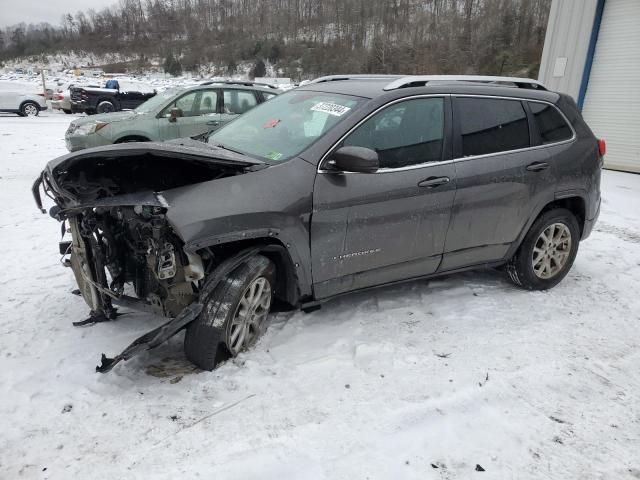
[597,139,606,157]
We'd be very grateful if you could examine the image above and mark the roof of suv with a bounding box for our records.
[298,75,560,103]
[196,80,280,93]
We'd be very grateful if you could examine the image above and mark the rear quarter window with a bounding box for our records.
[528,102,573,143]
[456,97,530,157]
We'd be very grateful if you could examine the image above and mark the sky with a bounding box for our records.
[0,0,113,28]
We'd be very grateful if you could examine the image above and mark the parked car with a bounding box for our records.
[69,80,157,115]
[50,83,81,114]
[0,91,48,116]
[33,75,603,373]
[51,89,72,114]
[64,81,280,151]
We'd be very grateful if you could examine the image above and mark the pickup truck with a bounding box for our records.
[70,82,156,115]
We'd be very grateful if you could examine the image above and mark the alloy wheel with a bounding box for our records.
[24,104,38,116]
[531,222,572,279]
[228,276,271,354]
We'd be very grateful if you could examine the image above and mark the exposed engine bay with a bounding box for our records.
[66,204,205,319]
[33,145,264,372]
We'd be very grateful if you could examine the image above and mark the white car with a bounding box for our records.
[0,92,48,116]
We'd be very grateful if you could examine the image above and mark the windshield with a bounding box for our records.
[208,90,365,162]
[134,88,181,114]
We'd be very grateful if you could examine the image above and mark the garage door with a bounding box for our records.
[582,0,640,173]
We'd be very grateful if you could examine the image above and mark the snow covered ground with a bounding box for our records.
[1,108,639,480]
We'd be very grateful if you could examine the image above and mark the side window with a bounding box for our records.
[343,97,444,169]
[223,90,258,114]
[457,98,529,157]
[528,102,572,143]
[161,91,199,118]
[199,90,218,115]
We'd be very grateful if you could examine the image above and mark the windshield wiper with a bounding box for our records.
[212,143,244,155]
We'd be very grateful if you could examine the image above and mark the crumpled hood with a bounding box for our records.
[45,141,264,173]
[33,142,266,213]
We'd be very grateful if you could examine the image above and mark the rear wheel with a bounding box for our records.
[507,208,580,290]
[96,101,116,114]
[184,255,275,370]
[20,102,39,117]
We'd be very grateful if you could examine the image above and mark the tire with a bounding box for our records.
[63,109,72,114]
[184,255,275,370]
[96,101,115,114]
[507,208,580,290]
[20,101,39,117]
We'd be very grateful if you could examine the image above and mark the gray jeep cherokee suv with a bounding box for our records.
[33,75,603,372]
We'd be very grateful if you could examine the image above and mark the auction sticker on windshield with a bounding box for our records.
[311,102,351,117]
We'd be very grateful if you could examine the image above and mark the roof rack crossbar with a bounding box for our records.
[310,74,402,84]
[383,75,547,91]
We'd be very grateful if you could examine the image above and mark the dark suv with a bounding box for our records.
[33,75,603,373]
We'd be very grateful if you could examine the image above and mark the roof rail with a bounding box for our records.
[383,75,547,91]
[310,74,402,84]
[199,80,280,89]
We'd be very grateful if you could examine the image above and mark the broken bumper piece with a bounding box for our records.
[96,302,203,373]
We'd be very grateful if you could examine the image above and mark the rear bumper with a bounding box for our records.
[582,197,601,240]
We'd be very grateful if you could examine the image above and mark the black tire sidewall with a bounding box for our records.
[511,208,580,290]
[97,101,115,114]
[222,259,275,354]
[184,255,275,370]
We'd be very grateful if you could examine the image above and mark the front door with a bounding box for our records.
[311,96,456,298]
[440,96,555,270]
[158,90,223,140]
[179,89,222,138]
[0,92,14,110]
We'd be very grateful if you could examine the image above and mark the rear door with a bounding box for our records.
[218,89,260,126]
[311,96,456,298]
[440,96,555,271]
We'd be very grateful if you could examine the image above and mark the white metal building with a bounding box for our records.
[539,0,640,173]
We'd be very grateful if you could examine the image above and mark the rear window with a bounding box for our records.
[528,102,573,143]
[457,97,529,157]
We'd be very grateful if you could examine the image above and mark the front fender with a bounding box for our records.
[162,157,316,297]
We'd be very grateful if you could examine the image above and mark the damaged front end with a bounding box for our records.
[33,144,263,372]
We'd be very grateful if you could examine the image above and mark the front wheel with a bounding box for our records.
[507,208,580,290]
[21,102,39,117]
[184,255,275,370]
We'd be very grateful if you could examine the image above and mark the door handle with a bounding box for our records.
[418,176,450,188]
[206,120,220,126]
[526,161,549,172]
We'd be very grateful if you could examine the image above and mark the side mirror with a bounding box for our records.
[327,146,379,173]
[168,107,183,123]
